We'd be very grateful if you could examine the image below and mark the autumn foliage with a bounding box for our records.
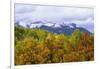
[15,27,94,65]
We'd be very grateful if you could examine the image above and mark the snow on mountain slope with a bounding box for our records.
[15,20,93,34]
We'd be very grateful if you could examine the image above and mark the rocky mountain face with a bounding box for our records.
[15,21,91,35]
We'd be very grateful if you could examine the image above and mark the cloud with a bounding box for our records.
[15,4,37,14]
[15,4,93,22]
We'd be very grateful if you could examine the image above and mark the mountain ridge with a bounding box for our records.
[15,21,92,35]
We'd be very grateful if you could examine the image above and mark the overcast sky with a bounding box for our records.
[15,4,94,32]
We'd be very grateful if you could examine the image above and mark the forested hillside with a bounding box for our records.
[15,27,94,65]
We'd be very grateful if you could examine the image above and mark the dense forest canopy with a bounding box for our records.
[15,26,94,65]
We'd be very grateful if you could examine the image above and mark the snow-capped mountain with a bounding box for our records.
[15,21,92,35]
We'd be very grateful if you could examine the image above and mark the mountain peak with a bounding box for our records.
[15,21,91,35]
